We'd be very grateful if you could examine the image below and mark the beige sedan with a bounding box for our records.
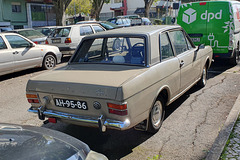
[26,25,213,133]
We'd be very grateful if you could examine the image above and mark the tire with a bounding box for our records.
[43,54,56,70]
[197,65,207,88]
[229,49,239,66]
[147,97,165,133]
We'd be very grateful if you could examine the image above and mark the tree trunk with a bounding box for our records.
[53,0,71,26]
[144,0,154,18]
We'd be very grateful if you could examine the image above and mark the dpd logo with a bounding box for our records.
[182,8,197,24]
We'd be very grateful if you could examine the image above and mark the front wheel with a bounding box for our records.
[147,97,165,133]
[197,65,207,88]
[43,54,56,70]
[229,49,239,66]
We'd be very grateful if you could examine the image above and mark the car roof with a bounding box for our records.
[85,25,181,38]
[12,28,35,31]
[0,32,21,36]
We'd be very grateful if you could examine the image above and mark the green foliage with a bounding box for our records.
[147,154,161,160]
[66,0,91,16]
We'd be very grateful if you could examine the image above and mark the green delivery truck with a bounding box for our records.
[177,1,240,65]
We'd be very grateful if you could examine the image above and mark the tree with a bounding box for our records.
[52,0,72,26]
[144,0,158,18]
[90,0,110,21]
[66,0,91,16]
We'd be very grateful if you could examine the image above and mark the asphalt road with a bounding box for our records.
[0,57,240,160]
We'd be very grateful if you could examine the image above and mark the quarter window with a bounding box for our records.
[92,25,104,33]
[5,35,31,48]
[12,2,21,13]
[168,30,188,55]
[80,26,94,36]
[0,37,7,49]
[160,33,174,60]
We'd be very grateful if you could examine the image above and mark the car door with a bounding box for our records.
[5,35,42,72]
[0,35,14,76]
[168,30,201,91]
[159,32,181,98]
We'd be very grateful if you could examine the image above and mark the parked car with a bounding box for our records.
[141,17,152,25]
[35,26,59,36]
[0,27,12,32]
[45,24,106,55]
[107,17,131,27]
[0,32,61,76]
[0,123,108,160]
[7,29,47,44]
[76,21,122,30]
[26,25,213,133]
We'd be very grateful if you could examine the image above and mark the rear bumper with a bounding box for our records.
[28,107,131,130]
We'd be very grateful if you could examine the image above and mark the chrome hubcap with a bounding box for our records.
[151,101,162,128]
[202,67,206,85]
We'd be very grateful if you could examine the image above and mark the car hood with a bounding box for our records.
[27,64,147,100]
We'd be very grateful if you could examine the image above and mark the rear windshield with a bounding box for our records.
[18,30,45,38]
[50,27,71,37]
[71,37,146,66]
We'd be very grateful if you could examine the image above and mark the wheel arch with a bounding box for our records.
[41,52,57,68]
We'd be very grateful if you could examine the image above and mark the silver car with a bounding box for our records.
[0,33,62,76]
[26,25,213,133]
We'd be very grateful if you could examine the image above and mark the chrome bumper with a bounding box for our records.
[28,107,130,131]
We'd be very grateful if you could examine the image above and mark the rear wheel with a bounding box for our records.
[229,49,239,66]
[43,54,56,70]
[197,65,207,88]
[147,97,165,133]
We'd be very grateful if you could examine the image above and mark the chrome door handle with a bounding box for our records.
[180,60,184,68]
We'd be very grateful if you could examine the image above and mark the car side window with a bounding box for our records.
[168,30,188,55]
[0,37,7,49]
[117,19,123,25]
[80,26,94,36]
[92,25,104,33]
[5,35,31,48]
[160,33,174,60]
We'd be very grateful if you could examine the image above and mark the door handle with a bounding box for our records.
[180,60,184,68]
[13,51,19,54]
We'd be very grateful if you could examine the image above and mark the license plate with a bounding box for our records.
[54,98,88,110]
[191,38,200,42]
[52,39,61,43]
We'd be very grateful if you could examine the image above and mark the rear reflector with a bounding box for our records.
[27,99,39,103]
[48,118,57,123]
[199,2,206,5]
[107,103,127,110]
[109,109,128,116]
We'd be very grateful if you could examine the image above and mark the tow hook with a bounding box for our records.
[98,115,106,132]
[37,106,45,120]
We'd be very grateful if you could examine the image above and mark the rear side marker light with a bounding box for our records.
[45,40,49,44]
[27,99,39,103]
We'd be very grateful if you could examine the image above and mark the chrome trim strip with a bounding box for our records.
[28,107,130,130]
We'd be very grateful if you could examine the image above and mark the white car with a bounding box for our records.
[46,24,106,55]
[0,33,62,76]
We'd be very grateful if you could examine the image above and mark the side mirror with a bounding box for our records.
[196,44,205,52]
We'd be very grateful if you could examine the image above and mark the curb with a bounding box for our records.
[206,94,240,160]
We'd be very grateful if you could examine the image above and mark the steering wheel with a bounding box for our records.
[132,42,144,48]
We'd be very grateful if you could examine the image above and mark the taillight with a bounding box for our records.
[45,39,49,44]
[107,103,128,116]
[34,41,38,44]
[65,38,71,43]
[26,94,39,104]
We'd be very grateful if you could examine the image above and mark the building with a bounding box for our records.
[100,0,180,21]
[0,0,56,29]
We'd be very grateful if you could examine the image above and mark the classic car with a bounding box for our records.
[26,25,213,133]
[0,123,108,160]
